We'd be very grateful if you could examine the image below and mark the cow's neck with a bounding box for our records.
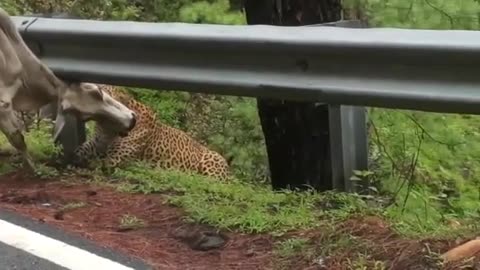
[12,64,65,111]
[0,9,65,111]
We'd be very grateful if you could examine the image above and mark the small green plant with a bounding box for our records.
[350,170,379,194]
[275,237,310,258]
[34,163,60,179]
[345,254,386,270]
[119,214,146,230]
[60,202,87,211]
[314,225,363,258]
[24,120,62,161]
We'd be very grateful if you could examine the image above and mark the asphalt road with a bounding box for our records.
[0,241,67,270]
[0,209,153,270]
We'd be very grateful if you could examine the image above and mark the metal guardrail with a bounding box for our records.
[11,15,480,115]
[9,15,480,191]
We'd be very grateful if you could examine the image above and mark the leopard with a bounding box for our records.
[72,84,230,181]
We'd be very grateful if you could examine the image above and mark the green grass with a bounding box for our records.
[112,162,371,234]
[0,120,60,161]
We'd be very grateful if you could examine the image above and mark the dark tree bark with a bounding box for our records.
[243,0,342,191]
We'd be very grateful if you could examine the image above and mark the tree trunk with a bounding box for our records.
[243,0,342,190]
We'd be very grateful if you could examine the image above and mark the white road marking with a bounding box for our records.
[0,219,135,270]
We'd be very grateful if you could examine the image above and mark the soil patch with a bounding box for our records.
[0,170,273,270]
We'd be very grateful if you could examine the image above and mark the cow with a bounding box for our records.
[0,8,137,172]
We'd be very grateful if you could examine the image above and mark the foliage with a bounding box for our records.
[179,0,246,24]
[1,0,244,23]
[0,0,21,14]
[126,88,189,128]
[345,0,480,236]
[369,109,480,236]
[343,0,480,30]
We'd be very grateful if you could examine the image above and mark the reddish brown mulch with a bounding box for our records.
[0,170,273,270]
[0,170,479,270]
[294,216,480,270]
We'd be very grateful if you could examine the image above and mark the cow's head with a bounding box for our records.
[54,82,136,142]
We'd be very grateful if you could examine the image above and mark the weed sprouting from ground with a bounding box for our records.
[345,256,387,270]
[275,237,310,257]
[34,164,60,179]
[119,214,146,230]
[60,202,87,211]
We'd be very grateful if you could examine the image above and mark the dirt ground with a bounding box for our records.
[0,170,273,270]
[0,170,478,270]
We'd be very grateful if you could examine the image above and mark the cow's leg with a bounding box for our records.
[0,108,35,172]
[7,131,34,172]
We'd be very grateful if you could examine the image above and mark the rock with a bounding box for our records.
[172,226,228,251]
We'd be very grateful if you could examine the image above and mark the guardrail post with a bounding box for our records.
[55,113,86,163]
[328,105,368,192]
[317,20,369,193]
[244,0,368,192]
